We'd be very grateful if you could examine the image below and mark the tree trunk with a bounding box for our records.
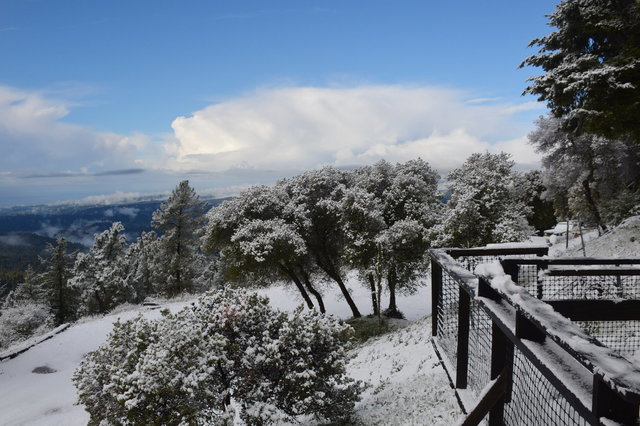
[584,176,607,238]
[368,273,379,316]
[321,264,361,318]
[582,165,607,234]
[299,268,326,314]
[386,267,403,318]
[279,264,315,310]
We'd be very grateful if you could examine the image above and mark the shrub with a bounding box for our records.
[0,302,54,350]
[73,289,361,425]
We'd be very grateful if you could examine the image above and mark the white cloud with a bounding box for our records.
[0,85,147,174]
[168,85,544,174]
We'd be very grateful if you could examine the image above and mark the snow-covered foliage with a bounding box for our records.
[528,116,640,231]
[70,222,132,315]
[73,289,361,425]
[203,159,443,319]
[522,0,640,143]
[151,180,209,296]
[39,237,78,325]
[437,152,533,247]
[0,301,53,350]
[124,230,159,303]
[348,316,461,425]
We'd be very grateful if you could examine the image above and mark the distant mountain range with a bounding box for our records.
[0,197,231,246]
[0,197,231,297]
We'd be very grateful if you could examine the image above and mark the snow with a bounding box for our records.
[0,277,458,425]
[0,324,70,361]
[348,316,461,425]
[479,262,640,400]
[0,302,188,425]
[554,216,640,258]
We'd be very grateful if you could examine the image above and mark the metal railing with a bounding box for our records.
[430,247,640,425]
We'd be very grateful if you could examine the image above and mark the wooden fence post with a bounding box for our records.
[489,322,511,425]
[431,258,442,337]
[592,376,639,425]
[456,287,471,389]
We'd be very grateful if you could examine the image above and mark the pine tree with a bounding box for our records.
[152,180,208,296]
[40,237,77,325]
[521,0,640,143]
[125,231,159,302]
[70,222,131,315]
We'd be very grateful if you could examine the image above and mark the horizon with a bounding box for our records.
[0,0,557,207]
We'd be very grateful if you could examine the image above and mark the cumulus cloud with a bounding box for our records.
[0,85,148,175]
[168,85,544,173]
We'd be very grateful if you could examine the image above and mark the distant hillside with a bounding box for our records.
[0,197,232,246]
[0,197,231,298]
[0,233,87,298]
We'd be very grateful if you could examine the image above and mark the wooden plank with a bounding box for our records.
[516,311,546,343]
[489,324,511,425]
[546,267,640,276]
[446,247,548,258]
[459,370,508,426]
[479,276,640,404]
[593,375,640,424]
[456,288,471,389]
[431,260,442,337]
[549,258,640,266]
[477,298,598,424]
[547,300,640,321]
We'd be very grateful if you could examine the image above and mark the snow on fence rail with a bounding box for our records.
[430,247,640,425]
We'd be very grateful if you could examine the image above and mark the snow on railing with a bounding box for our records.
[430,246,640,426]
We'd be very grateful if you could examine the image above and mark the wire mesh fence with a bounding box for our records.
[540,273,640,300]
[466,300,492,396]
[575,319,640,359]
[431,247,640,425]
[437,267,460,368]
[503,349,590,426]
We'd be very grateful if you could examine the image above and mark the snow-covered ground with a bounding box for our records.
[559,215,640,258]
[0,279,461,425]
[5,217,637,425]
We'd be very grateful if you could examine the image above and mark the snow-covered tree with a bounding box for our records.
[203,185,326,312]
[39,237,78,325]
[339,185,386,315]
[0,301,53,350]
[513,169,557,235]
[521,0,640,143]
[2,265,47,308]
[438,152,533,247]
[125,231,159,302]
[152,180,208,296]
[529,116,640,230]
[282,167,363,318]
[350,159,441,317]
[70,222,132,315]
[74,289,361,425]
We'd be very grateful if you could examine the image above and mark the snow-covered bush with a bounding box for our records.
[0,302,54,350]
[73,289,361,425]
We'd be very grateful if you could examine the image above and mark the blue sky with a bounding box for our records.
[0,0,558,207]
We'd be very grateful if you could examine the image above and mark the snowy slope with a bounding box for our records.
[349,316,461,425]
[560,215,640,258]
[0,280,460,425]
[0,301,191,425]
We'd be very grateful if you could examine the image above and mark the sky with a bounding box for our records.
[0,0,558,207]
